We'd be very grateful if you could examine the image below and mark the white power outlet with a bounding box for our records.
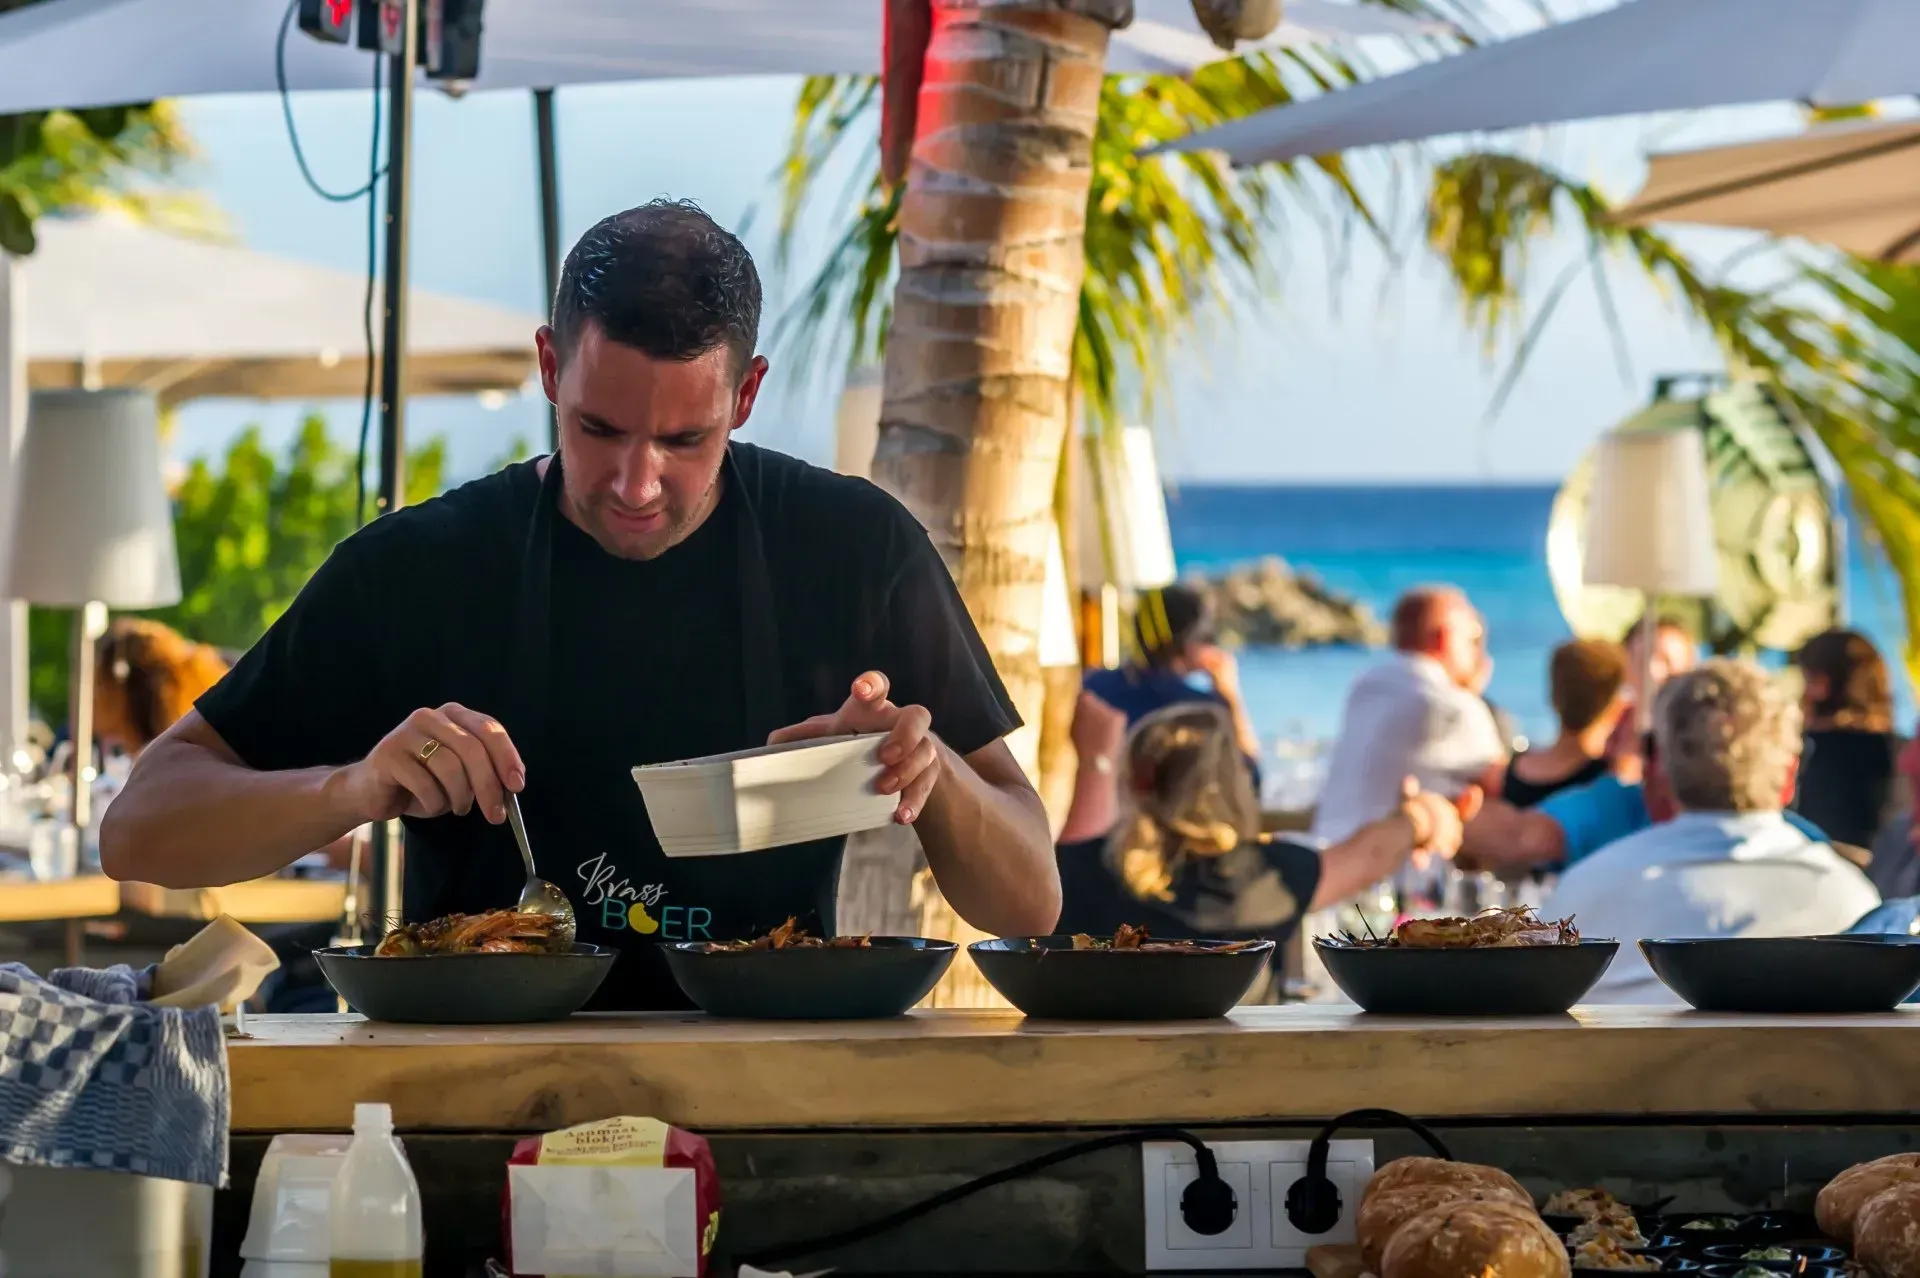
[1143,1138,1375,1271]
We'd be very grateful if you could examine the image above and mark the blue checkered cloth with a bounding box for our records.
[0,961,228,1186]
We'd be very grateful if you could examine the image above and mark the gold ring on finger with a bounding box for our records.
[417,738,442,764]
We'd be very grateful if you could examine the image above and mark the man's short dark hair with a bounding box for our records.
[550,199,761,371]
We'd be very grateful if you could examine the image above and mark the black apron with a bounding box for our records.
[401,447,845,1010]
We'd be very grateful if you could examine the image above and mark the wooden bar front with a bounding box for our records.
[228,1005,1920,1133]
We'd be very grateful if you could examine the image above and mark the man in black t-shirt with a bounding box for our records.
[99,200,1060,1010]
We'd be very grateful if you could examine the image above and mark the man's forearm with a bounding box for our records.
[99,736,359,888]
[1456,801,1564,872]
[917,740,1061,937]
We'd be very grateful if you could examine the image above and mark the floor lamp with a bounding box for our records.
[1581,426,1719,731]
[1,389,181,868]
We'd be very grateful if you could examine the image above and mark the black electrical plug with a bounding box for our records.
[1179,1145,1239,1236]
[1284,1109,1455,1235]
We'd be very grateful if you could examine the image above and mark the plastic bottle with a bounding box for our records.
[328,1103,424,1278]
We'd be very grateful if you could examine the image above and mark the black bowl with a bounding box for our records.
[314,943,615,1023]
[1313,940,1619,1015]
[1703,1268,1844,1278]
[659,937,956,1019]
[968,937,1273,1020]
[1640,937,1920,1013]
[1703,1246,1844,1270]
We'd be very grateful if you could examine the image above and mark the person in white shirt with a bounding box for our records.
[1543,659,1881,1005]
[1311,587,1506,845]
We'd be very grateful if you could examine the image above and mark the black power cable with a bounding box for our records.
[736,1126,1235,1270]
[275,0,388,202]
[354,54,383,526]
[1285,1108,1456,1236]
[272,0,386,526]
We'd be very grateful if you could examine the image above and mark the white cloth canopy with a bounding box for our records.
[20,216,539,404]
[1159,0,1919,164]
[0,0,1446,115]
[1614,117,1920,264]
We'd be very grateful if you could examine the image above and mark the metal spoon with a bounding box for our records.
[505,792,576,945]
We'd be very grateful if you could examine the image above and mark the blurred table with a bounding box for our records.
[0,875,122,965]
[120,877,346,925]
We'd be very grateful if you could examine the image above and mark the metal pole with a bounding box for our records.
[533,87,561,451]
[369,0,419,936]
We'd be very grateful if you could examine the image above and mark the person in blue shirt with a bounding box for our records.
[1459,731,1827,872]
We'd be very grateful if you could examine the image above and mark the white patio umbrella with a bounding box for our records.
[1613,117,1920,264]
[21,215,539,404]
[0,0,1446,113]
[1157,0,1918,165]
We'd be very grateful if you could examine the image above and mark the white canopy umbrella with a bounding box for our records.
[0,0,1446,113]
[1158,0,1918,165]
[21,215,539,404]
[1614,117,1920,264]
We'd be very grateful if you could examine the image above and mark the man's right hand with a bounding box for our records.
[328,703,525,826]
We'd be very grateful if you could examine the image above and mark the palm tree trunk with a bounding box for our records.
[875,0,1124,772]
[875,0,1127,1005]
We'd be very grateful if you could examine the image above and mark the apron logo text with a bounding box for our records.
[576,852,711,940]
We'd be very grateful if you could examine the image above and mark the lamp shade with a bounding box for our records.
[3,389,181,608]
[1581,426,1718,596]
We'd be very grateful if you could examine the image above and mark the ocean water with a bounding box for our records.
[1163,484,1916,774]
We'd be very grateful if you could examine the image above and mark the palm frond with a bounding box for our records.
[772,50,1382,436]
[1420,149,1920,679]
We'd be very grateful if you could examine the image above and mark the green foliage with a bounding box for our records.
[27,417,448,726]
[773,55,1381,434]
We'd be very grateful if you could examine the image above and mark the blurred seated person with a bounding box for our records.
[1500,638,1629,809]
[1055,701,1476,971]
[1600,618,1699,783]
[1542,660,1880,1004]
[1864,730,1920,900]
[1791,629,1905,853]
[94,619,232,756]
[1082,583,1260,757]
[1311,586,1504,844]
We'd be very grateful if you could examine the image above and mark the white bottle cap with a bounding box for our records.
[353,1103,393,1134]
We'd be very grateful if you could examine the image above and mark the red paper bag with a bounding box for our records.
[503,1116,722,1277]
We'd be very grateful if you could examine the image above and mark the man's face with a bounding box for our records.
[536,321,769,560]
[1434,596,1487,690]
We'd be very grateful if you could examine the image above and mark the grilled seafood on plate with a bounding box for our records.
[701,917,874,951]
[1330,906,1583,949]
[374,909,570,956]
[1068,924,1265,952]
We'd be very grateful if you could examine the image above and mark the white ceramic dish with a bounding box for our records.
[631,733,896,857]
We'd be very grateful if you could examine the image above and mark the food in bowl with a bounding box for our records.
[1068,923,1264,953]
[699,917,873,951]
[1572,1235,1661,1272]
[373,909,569,956]
[1332,906,1582,949]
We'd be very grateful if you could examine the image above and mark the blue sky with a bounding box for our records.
[162,68,1810,486]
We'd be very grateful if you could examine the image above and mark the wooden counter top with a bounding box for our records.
[0,875,120,922]
[121,877,345,924]
[228,1005,1920,1133]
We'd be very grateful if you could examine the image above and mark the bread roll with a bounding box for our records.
[1358,1183,1533,1272]
[1817,1153,1920,1245]
[1854,1182,1920,1278]
[1364,1158,1531,1212]
[1381,1200,1569,1278]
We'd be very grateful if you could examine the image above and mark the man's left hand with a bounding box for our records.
[768,671,940,825]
